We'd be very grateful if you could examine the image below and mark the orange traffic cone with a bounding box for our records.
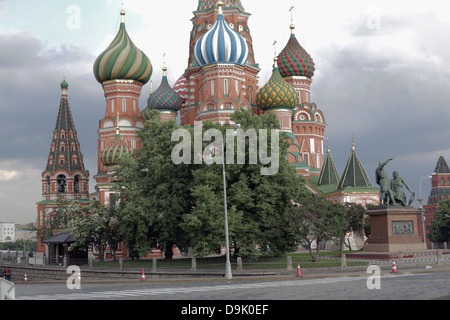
[141,268,146,281]
[296,263,302,277]
[24,273,28,282]
[392,258,398,273]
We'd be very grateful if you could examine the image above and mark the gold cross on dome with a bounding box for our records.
[289,6,295,24]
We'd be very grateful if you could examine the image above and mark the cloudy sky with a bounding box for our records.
[0,0,448,224]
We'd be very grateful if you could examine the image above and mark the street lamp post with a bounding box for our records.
[419,175,432,244]
[222,124,240,280]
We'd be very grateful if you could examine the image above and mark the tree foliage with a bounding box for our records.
[37,200,74,244]
[428,198,450,243]
[114,111,194,259]
[182,110,309,258]
[114,110,309,259]
[68,200,122,261]
[289,194,348,262]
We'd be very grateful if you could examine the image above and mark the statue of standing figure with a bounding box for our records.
[375,158,415,207]
[391,171,415,206]
[376,158,395,205]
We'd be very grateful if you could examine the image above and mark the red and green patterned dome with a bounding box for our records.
[101,129,132,166]
[256,58,299,111]
[277,25,315,79]
[141,67,182,120]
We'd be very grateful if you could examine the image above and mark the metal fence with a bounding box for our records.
[2,249,449,273]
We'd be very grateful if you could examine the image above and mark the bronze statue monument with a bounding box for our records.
[375,158,415,207]
[363,158,424,252]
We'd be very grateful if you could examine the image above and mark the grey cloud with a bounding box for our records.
[310,12,450,203]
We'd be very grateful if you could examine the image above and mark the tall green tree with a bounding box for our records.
[429,198,450,243]
[114,111,194,259]
[289,194,348,262]
[182,110,309,258]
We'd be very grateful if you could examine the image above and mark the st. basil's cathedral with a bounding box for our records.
[36,1,395,257]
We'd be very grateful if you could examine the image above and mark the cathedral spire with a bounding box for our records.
[46,77,87,175]
[337,137,373,189]
[318,140,340,186]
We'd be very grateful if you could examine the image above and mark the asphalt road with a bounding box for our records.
[15,272,450,301]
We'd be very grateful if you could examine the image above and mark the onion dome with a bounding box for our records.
[60,77,69,89]
[93,10,153,85]
[173,75,189,104]
[256,58,299,111]
[194,1,249,68]
[141,67,182,120]
[277,25,315,79]
[101,125,132,166]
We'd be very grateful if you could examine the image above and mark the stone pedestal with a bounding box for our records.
[363,206,426,252]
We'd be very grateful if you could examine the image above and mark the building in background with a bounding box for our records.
[422,152,450,248]
[0,222,15,242]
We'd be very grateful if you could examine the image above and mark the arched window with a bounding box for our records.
[57,174,66,193]
[74,175,80,193]
[46,176,51,194]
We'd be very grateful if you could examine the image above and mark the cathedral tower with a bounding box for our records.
[277,22,326,177]
[181,0,260,125]
[93,10,153,204]
[36,78,90,252]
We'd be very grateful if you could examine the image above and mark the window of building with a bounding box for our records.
[122,98,127,112]
[46,176,51,194]
[74,175,80,193]
[224,79,229,96]
[57,174,66,193]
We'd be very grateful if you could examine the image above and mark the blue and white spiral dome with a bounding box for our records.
[194,2,249,68]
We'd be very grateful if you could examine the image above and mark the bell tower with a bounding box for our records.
[36,77,90,252]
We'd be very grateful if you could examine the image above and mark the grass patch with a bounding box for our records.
[92,250,369,270]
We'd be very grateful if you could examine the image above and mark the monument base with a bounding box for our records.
[363,206,426,252]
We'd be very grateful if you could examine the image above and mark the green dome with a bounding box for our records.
[256,58,299,111]
[93,10,153,85]
[60,78,69,89]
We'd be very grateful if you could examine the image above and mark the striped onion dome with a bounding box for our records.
[101,127,132,166]
[173,75,189,104]
[194,2,249,68]
[93,10,153,85]
[141,67,182,120]
[277,25,315,79]
[256,58,299,111]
